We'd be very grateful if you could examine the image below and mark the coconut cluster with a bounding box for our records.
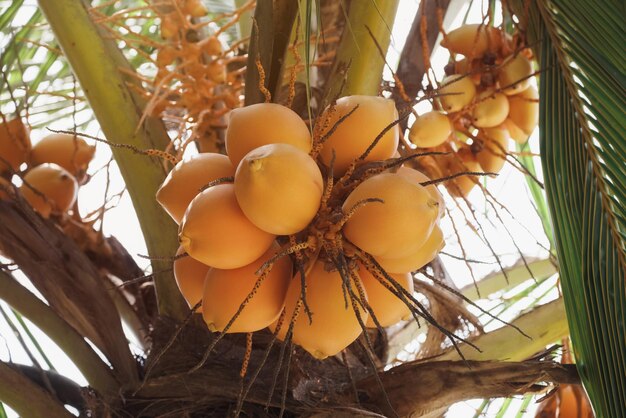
[157,96,446,359]
[408,24,539,198]
[0,117,95,219]
[149,0,244,155]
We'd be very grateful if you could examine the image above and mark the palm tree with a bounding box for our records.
[0,0,622,416]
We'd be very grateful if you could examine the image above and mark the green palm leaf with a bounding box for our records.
[520,1,626,416]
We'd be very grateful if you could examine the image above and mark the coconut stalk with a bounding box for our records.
[36,0,187,320]
[323,0,400,102]
[243,0,299,106]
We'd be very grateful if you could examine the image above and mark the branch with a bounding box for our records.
[438,298,568,362]
[0,361,74,418]
[395,0,451,98]
[10,364,86,410]
[0,270,119,395]
[357,359,579,417]
[36,0,187,320]
[0,201,137,387]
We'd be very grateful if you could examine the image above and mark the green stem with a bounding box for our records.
[0,271,119,395]
[514,395,534,418]
[324,0,400,101]
[36,0,187,320]
[439,297,568,362]
[0,362,73,418]
[234,0,253,41]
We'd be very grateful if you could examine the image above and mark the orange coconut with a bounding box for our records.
[179,183,275,269]
[318,95,399,176]
[234,143,323,235]
[201,244,291,333]
[475,127,510,173]
[20,163,78,218]
[358,265,413,328]
[183,0,207,17]
[271,261,367,359]
[225,103,311,167]
[501,118,529,143]
[535,384,594,418]
[444,149,483,198]
[342,172,439,258]
[396,166,445,218]
[0,117,31,173]
[438,75,476,113]
[375,224,445,274]
[30,133,95,178]
[408,111,452,148]
[507,86,539,140]
[173,246,211,310]
[440,24,503,57]
[157,153,235,224]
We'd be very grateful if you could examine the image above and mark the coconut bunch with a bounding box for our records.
[0,116,95,219]
[408,23,539,198]
[157,96,446,359]
[147,0,247,155]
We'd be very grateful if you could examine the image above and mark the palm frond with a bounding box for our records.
[518,1,626,415]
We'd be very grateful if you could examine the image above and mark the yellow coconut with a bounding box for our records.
[179,183,275,269]
[358,265,413,328]
[20,163,78,218]
[472,89,510,128]
[30,133,96,179]
[438,75,476,113]
[234,143,323,235]
[0,117,31,173]
[318,95,399,176]
[173,246,211,310]
[440,24,504,57]
[202,244,292,333]
[507,86,539,140]
[408,111,452,148]
[271,261,367,359]
[225,103,311,167]
[157,153,235,224]
[475,127,510,173]
[498,53,533,96]
[375,225,445,274]
[342,172,439,258]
